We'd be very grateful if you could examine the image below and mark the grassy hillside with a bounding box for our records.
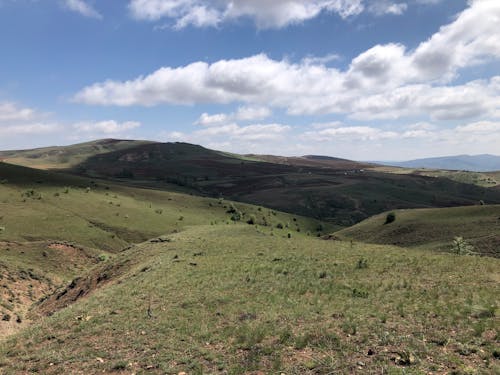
[0,225,498,374]
[70,142,500,226]
[0,162,328,250]
[5,140,500,226]
[0,161,331,339]
[0,139,153,170]
[335,205,500,257]
[372,166,500,188]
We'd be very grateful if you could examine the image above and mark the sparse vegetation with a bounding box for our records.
[0,144,499,374]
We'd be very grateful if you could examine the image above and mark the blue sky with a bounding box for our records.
[0,0,499,160]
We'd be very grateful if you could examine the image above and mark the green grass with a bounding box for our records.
[4,140,500,228]
[0,139,153,170]
[335,205,500,257]
[0,225,498,374]
[0,161,332,342]
[0,162,331,251]
[372,166,500,188]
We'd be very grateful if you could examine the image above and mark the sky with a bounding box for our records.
[0,0,499,160]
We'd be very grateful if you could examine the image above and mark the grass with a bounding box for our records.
[335,205,500,257]
[0,225,498,374]
[372,166,500,188]
[0,162,331,251]
[0,139,153,170]
[5,140,500,227]
[0,152,499,374]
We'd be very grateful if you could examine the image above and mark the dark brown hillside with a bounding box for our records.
[71,142,500,226]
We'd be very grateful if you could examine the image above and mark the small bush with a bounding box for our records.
[231,211,242,221]
[276,222,284,229]
[155,209,163,215]
[356,258,368,269]
[97,254,109,262]
[452,236,476,255]
[246,215,256,225]
[384,212,396,224]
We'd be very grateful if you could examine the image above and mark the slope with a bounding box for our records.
[0,161,330,338]
[0,139,153,170]
[0,225,498,373]
[377,154,500,172]
[72,142,500,226]
[335,205,500,257]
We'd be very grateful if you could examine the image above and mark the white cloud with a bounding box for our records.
[167,122,290,145]
[64,0,102,19]
[0,123,61,137]
[0,102,37,122]
[196,106,272,126]
[73,120,141,134]
[75,1,500,123]
[368,1,408,16]
[304,125,399,141]
[456,120,500,134]
[128,0,364,29]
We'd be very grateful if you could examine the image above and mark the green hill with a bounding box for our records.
[1,225,498,374]
[71,142,500,226]
[5,140,500,227]
[0,139,153,170]
[335,205,500,257]
[0,162,329,340]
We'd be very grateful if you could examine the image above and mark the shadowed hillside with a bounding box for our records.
[70,142,500,226]
[0,139,153,170]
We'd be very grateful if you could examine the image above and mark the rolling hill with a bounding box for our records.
[335,205,500,257]
[377,154,500,172]
[0,139,152,170]
[0,150,499,374]
[0,161,328,340]
[1,225,498,373]
[3,140,500,227]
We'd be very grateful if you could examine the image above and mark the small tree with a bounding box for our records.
[452,236,476,255]
[385,212,396,225]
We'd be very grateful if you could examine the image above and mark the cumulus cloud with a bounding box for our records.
[0,123,62,137]
[304,125,399,141]
[165,122,291,153]
[64,0,102,19]
[128,0,364,29]
[368,1,408,16]
[0,102,37,122]
[196,106,271,126]
[75,1,500,122]
[73,120,141,134]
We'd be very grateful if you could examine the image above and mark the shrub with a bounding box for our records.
[226,203,238,214]
[155,209,163,215]
[231,211,242,221]
[356,258,368,269]
[97,254,109,262]
[384,212,396,224]
[452,236,476,255]
[246,215,256,225]
[276,222,284,229]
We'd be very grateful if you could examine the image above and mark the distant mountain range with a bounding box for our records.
[376,154,500,172]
